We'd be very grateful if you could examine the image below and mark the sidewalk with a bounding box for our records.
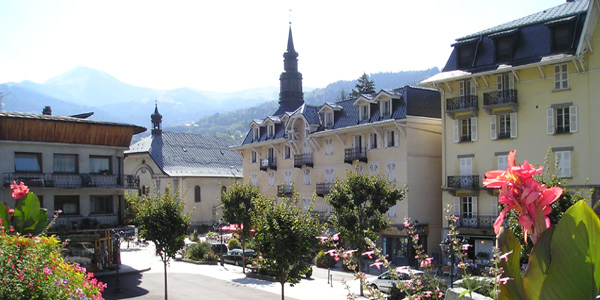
[95,242,154,276]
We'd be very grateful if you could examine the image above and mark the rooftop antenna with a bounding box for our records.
[289,8,292,25]
[0,92,9,112]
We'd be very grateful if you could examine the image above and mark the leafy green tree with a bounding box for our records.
[220,182,260,273]
[252,196,322,300]
[126,185,190,300]
[327,170,407,296]
[349,72,376,98]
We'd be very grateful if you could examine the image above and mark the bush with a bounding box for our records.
[203,251,220,262]
[315,250,337,268]
[185,242,212,261]
[0,233,106,299]
[228,238,241,250]
[189,229,200,242]
[457,277,493,298]
[206,231,218,241]
[244,238,257,251]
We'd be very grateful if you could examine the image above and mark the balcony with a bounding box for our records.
[454,215,497,230]
[294,154,313,168]
[447,175,480,191]
[2,173,140,189]
[277,185,293,197]
[260,157,277,171]
[344,147,367,164]
[446,95,478,119]
[483,89,518,114]
[316,182,333,196]
[51,215,119,231]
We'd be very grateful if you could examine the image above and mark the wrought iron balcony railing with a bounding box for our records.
[483,89,517,107]
[446,95,478,112]
[454,215,497,230]
[344,147,367,164]
[2,173,140,189]
[260,157,277,171]
[316,182,334,196]
[294,154,313,168]
[277,185,293,197]
[447,175,480,190]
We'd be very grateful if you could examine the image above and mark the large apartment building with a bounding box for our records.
[232,26,444,265]
[420,0,600,258]
[0,109,146,230]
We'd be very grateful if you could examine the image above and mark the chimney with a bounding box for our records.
[42,106,52,115]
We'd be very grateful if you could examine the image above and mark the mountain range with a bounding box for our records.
[0,66,440,139]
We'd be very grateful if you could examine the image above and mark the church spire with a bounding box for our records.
[279,24,304,110]
[151,101,162,135]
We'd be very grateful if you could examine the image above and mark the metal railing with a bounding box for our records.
[483,89,517,106]
[447,175,480,189]
[446,95,478,111]
[455,215,497,230]
[294,154,313,168]
[277,185,293,197]
[260,157,277,171]
[2,173,139,189]
[316,182,333,196]
[344,147,367,163]
[51,215,118,231]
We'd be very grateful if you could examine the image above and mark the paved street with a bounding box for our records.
[96,243,376,300]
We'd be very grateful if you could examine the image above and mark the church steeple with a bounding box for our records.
[151,102,162,135]
[279,24,304,110]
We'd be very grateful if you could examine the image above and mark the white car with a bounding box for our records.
[369,267,424,293]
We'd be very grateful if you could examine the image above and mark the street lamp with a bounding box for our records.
[111,229,123,292]
[439,238,455,288]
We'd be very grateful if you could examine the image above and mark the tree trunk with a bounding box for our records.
[281,282,285,300]
[163,256,168,300]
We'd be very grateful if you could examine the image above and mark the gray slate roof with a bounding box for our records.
[127,132,242,178]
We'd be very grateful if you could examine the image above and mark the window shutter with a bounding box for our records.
[459,81,465,97]
[510,112,518,138]
[491,197,498,216]
[470,79,477,96]
[490,116,497,140]
[564,151,571,177]
[453,197,460,216]
[497,75,503,91]
[471,117,478,141]
[569,105,578,133]
[547,108,555,134]
[508,73,515,89]
[453,119,459,143]
[472,197,478,218]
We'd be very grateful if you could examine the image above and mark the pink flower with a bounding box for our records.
[483,150,563,244]
[332,233,340,241]
[461,244,471,251]
[362,251,374,259]
[316,236,327,244]
[499,251,512,262]
[370,261,383,270]
[10,181,29,200]
[403,218,410,228]
[343,249,357,258]
[43,268,52,275]
[496,275,512,285]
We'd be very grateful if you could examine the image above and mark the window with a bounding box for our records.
[497,155,508,171]
[89,156,111,174]
[284,170,292,186]
[325,168,335,184]
[386,163,396,183]
[491,112,517,139]
[353,135,364,151]
[267,124,275,138]
[554,64,568,90]
[369,164,379,176]
[53,154,78,173]
[303,169,311,185]
[14,152,42,172]
[497,73,515,99]
[547,104,577,134]
[90,195,113,214]
[381,100,392,118]
[460,157,473,176]
[324,138,333,155]
[251,173,258,187]
[252,127,259,141]
[55,195,80,215]
[458,43,475,69]
[459,79,476,98]
[491,196,499,217]
[369,133,379,149]
[385,130,397,148]
[555,151,571,178]
[251,151,258,164]
[283,145,291,160]
[453,117,478,142]
[194,186,201,202]
[267,147,275,162]
[495,37,513,62]
[454,196,478,226]
[551,24,573,53]
[268,172,275,187]
[325,111,334,128]
[359,104,369,121]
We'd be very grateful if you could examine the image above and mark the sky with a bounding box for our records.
[0,0,567,92]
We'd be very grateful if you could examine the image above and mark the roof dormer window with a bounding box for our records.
[457,43,475,69]
[381,100,392,118]
[252,127,260,141]
[489,28,518,63]
[359,104,370,122]
[267,123,275,138]
[325,111,334,128]
[545,16,576,53]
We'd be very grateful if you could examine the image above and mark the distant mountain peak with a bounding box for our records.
[44,66,119,86]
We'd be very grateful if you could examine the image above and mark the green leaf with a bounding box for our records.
[28,209,48,236]
[12,193,41,233]
[540,201,600,300]
[458,290,469,298]
[0,202,11,229]
[497,227,524,300]
[522,226,554,300]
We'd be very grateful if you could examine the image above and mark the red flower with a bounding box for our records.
[483,150,563,244]
[10,181,29,200]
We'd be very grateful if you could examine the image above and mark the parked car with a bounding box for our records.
[370,267,424,293]
[222,249,257,266]
[211,243,228,256]
[69,242,95,257]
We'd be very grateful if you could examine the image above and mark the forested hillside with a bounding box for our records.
[164,68,440,141]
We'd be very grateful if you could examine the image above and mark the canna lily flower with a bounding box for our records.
[10,181,29,200]
[483,150,562,244]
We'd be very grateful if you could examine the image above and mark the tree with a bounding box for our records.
[126,185,190,300]
[252,196,322,300]
[327,170,407,296]
[220,182,260,273]
[349,72,376,98]
[337,88,349,101]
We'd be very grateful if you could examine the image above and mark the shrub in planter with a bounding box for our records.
[203,251,219,262]
[185,242,212,261]
[228,238,241,250]
[315,250,337,268]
